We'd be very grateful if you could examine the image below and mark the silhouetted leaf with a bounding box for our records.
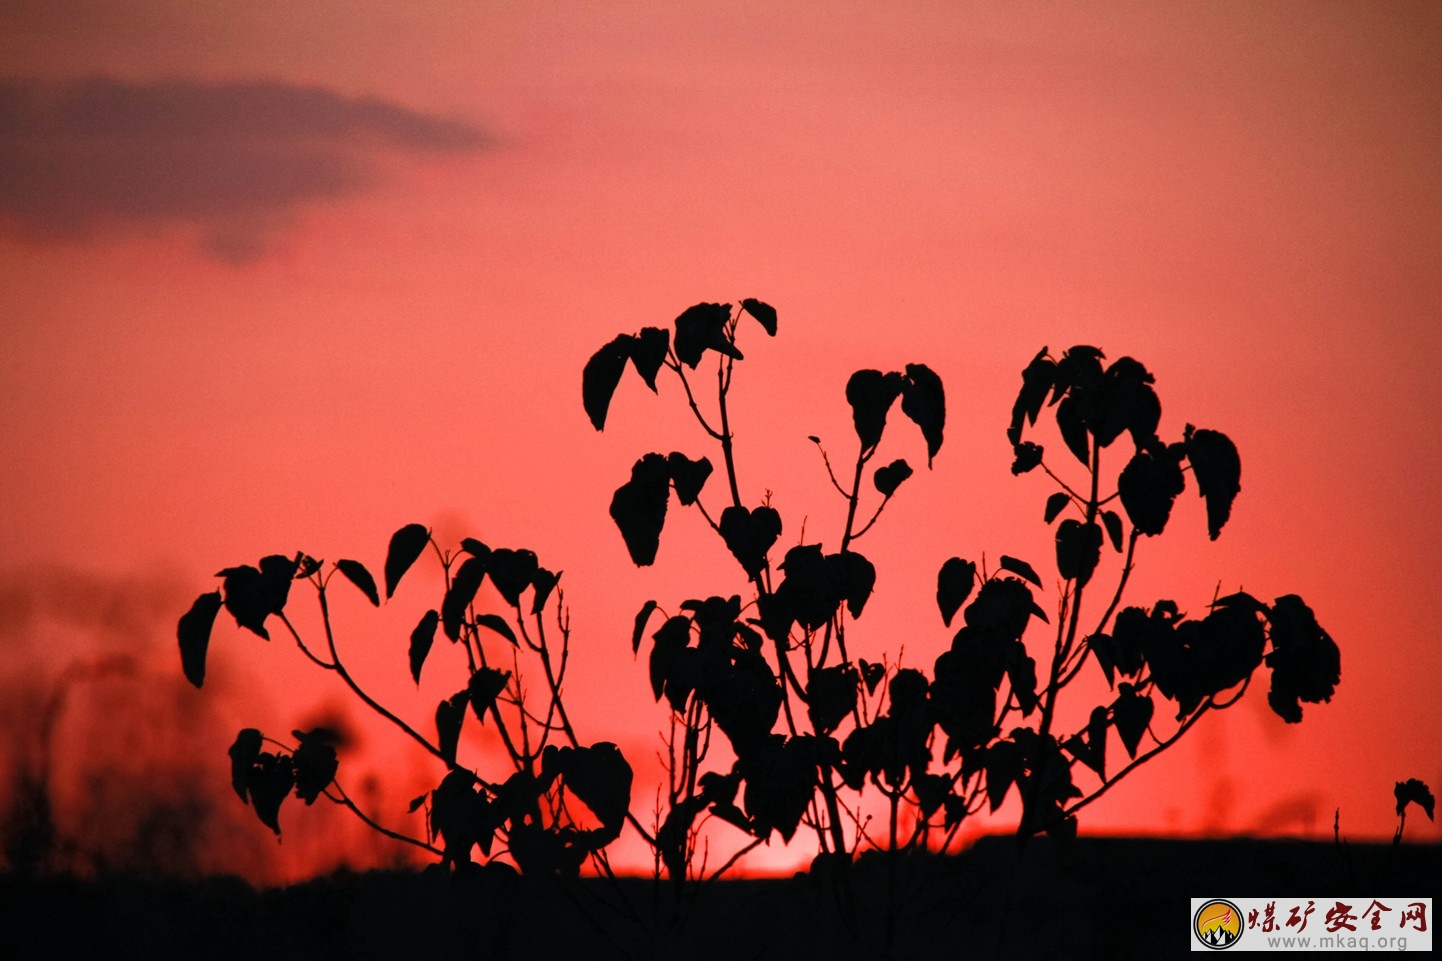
[1055,519,1103,588]
[291,728,338,805]
[966,575,1048,637]
[441,556,486,642]
[936,557,976,627]
[1086,705,1110,779]
[1096,356,1160,448]
[666,452,713,506]
[530,567,559,614]
[806,664,858,735]
[474,613,518,646]
[217,555,297,640]
[335,559,379,607]
[228,728,262,803]
[295,554,322,578]
[247,752,293,836]
[984,739,1022,812]
[460,537,490,560]
[674,302,740,368]
[409,609,439,685]
[901,363,945,466]
[859,659,885,694]
[554,742,633,842]
[1112,683,1153,759]
[436,690,470,765]
[1265,594,1340,723]
[630,327,670,391]
[776,545,834,630]
[1044,493,1070,524]
[610,453,670,566]
[1117,444,1185,536]
[407,794,427,814]
[1184,426,1241,540]
[1008,347,1055,445]
[870,458,911,497]
[650,616,691,702]
[1006,643,1038,715]
[741,735,819,842]
[1395,779,1435,821]
[384,524,430,599]
[719,505,782,579]
[1011,442,1044,475]
[741,298,778,336]
[999,556,1042,589]
[1101,510,1124,551]
[829,551,876,618]
[178,591,222,688]
[632,600,659,655]
[467,667,510,723]
[488,548,538,607]
[845,369,905,452]
[1056,396,1090,465]
[582,334,633,431]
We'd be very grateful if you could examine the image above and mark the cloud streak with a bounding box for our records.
[0,77,488,263]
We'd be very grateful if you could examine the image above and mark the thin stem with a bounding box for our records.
[325,782,442,856]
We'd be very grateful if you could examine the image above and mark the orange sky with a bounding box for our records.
[1,1,1439,882]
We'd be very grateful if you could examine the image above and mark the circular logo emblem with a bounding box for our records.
[1194,899,1244,949]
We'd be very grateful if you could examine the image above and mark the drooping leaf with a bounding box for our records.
[1264,594,1340,724]
[441,556,487,642]
[998,555,1043,589]
[1112,683,1153,759]
[408,609,439,685]
[1008,347,1055,445]
[936,557,976,627]
[741,298,778,336]
[984,739,1022,813]
[217,555,297,640]
[610,453,670,566]
[1184,426,1241,540]
[649,616,691,703]
[291,728,339,805]
[806,664,858,735]
[630,327,671,391]
[873,458,913,497]
[631,600,659,656]
[845,369,906,452]
[1095,356,1160,449]
[467,667,511,724]
[227,728,263,803]
[474,613,518,646]
[460,537,490,560]
[830,551,876,618]
[1117,444,1186,536]
[554,742,633,842]
[718,505,782,579]
[1395,779,1435,821]
[247,752,294,836]
[674,302,740,369]
[1011,442,1044,475]
[582,334,634,431]
[1044,492,1070,525]
[1056,395,1090,466]
[740,735,820,842]
[965,576,1046,639]
[487,548,538,607]
[335,559,380,607]
[436,690,470,765]
[384,524,431,599]
[1055,519,1103,588]
[178,591,223,688]
[666,452,713,506]
[1101,510,1124,552]
[857,660,886,696]
[901,363,945,466]
[530,567,560,614]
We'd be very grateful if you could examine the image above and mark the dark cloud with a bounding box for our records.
[0,77,488,263]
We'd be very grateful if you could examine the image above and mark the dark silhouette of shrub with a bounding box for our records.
[177,299,1343,946]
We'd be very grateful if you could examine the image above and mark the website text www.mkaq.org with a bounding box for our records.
[1264,934,1414,951]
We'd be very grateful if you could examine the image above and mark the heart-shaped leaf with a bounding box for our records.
[666,452,713,506]
[873,459,913,497]
[674,302,741,369]
[488,548,538,607]
[467,667,511,724]
[846,369,905,452]
[610,453,670,566]
[901,363,945,466]
[936,557,976,627]
[719,505,782,579]
[630,327,670,390]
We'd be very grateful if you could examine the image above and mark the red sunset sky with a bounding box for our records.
[1,1,1439,883]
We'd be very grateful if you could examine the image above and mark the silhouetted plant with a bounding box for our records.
[177,299,1342,947]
